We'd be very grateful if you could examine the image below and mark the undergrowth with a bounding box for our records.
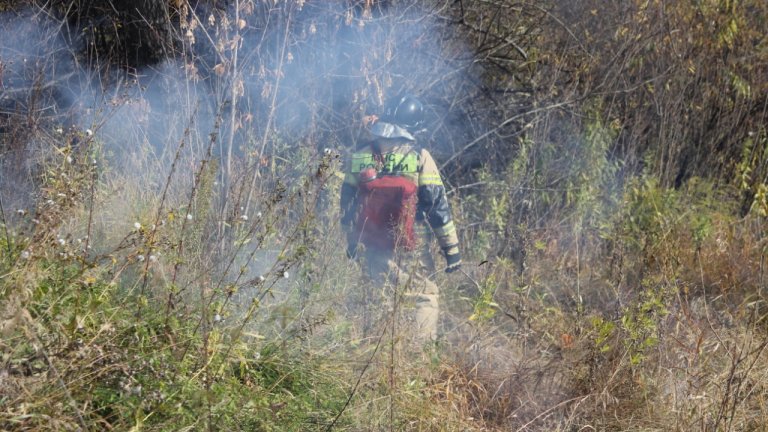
[1,1,767,431]
[2,116,767,432]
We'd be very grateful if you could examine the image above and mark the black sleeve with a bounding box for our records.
[417,184,452,228]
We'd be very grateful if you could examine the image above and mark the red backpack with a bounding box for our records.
[355,167,418,251]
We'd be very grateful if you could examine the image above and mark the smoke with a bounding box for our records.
[0,2,557,425]
[2,1,479,180]
[0,1,484,337]
[0,10,74,204]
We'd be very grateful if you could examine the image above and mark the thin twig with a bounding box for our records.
[325,307,392,432]
[440,100,576,170]
[514,395,589,432]
[22,311,89,431]
[0,193,12,257]
[219,0,243,248]
[244,3,293,215]
[82,141,98,265]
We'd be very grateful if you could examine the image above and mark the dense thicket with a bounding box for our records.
[2,1,767,430]
[3,0,766,220]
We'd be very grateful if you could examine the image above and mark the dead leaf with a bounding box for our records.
[561,333,574,349]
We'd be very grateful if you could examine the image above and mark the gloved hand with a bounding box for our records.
[444,250,462,273]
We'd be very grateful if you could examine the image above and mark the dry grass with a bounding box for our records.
[2,1,767,430]
[2,122,767,432]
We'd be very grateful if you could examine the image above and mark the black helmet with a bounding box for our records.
[383,95,424,131]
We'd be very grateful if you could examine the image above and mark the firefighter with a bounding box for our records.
[340,94,461,342]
